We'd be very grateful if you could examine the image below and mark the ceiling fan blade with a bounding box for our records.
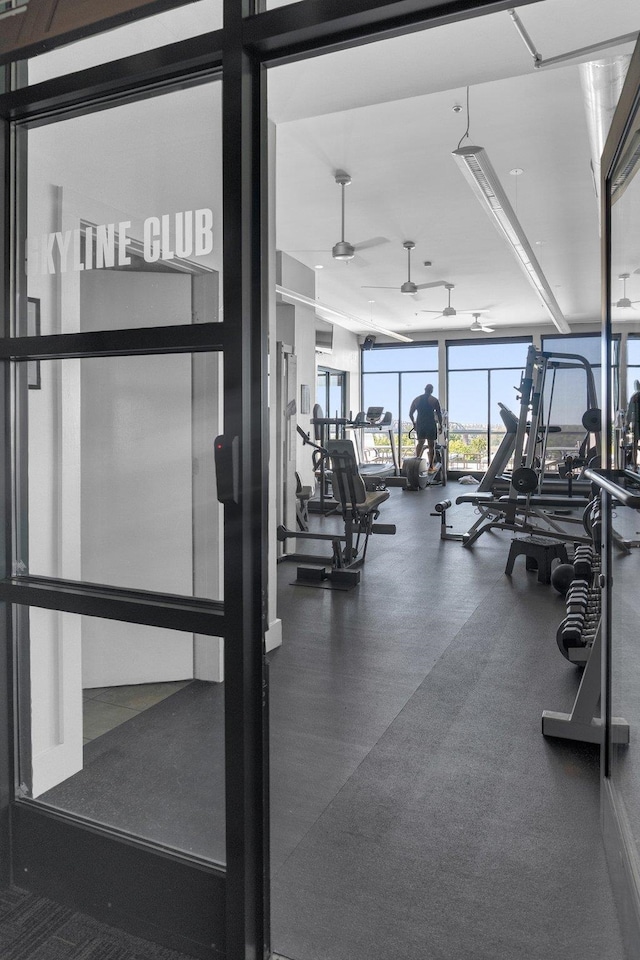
[361,285,401,290]
[353,236,390,252]
[418,309,444,314]
[414,280,450,290]
[348,254,371,268]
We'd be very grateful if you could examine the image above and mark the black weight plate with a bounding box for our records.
[582,407,601,432]
[511,466,538,493]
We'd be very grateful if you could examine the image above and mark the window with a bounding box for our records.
[541,333,618,466]
[361,343,437,462]
[447,339,531,472]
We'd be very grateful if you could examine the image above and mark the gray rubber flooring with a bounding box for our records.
[40,484,626,960]
[270,486,625,960]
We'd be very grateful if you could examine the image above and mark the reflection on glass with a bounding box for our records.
[610,90,640,828]
[27,1,222,85]
[24,82,222,336]
[18,605,225,864]
[23,354,223,600]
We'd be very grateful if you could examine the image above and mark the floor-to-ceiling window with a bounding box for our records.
[361,343,438,463]
[541,332,619,467]
[447,339,531,472]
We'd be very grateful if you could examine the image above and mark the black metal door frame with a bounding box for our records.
[0,1,538,958]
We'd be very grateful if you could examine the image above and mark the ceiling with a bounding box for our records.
[269,0,640,342]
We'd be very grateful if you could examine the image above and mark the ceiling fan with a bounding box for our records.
[469,313,495,333]
[361,241,449,295]
[293,171,389,266]
[614,273,640,309]
[418,283,483,320]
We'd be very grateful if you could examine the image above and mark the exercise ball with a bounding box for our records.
[551,563,575,596]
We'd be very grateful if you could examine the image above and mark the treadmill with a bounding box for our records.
[349,407,401,487]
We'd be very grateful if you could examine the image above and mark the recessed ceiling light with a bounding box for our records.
[314,264,323,269]
[509,168,524,176]
[535,240,545,246]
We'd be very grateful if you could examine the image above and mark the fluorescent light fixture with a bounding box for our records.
[276,285,412,343]
[611,129,640,204]
[452,144,570,334]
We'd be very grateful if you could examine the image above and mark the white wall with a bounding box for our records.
[276,252,361,488]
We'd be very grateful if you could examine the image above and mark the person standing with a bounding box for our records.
[409,384,443,470]
[626,380,640,468]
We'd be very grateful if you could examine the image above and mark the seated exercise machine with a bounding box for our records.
[278,431,396,588]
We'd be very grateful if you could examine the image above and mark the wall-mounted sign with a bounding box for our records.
[27,208,214,276]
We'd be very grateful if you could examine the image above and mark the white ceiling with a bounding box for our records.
[269,0,640,341]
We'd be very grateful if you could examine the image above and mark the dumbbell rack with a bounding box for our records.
[542,503,630,745]
[554,544,600,666]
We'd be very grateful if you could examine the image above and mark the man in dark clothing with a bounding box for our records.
[409,384,443,470]
[627,380,640,468]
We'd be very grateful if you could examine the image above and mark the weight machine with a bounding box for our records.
[278,430,396,588]
[454,345,603,547]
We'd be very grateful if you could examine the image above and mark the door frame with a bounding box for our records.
[0,1,539,958]
[599,32,640,956]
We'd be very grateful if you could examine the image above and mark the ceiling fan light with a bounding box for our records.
[443,306,456,316]
[400,280,418,295]
[617,297,632,308]
[332,240,355,261]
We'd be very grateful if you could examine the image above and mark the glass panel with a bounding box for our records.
[27,1,222,85]
[489,368,521,469]
[361,372,397,466]
[610,75,640,822]
[448,370,488,472]
[362,344,437,373]
[21,353,223,600]
[328,373,345,420]
[627,335,640,406]
[401,372,439,460]
[447,340,530,370]
[541,334,602,366]
[610,499,640,830]
[17,605,225,864]
[540,356,598,467]
[24,82,222,335]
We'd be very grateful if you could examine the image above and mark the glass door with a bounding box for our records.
[0,6,269,954]
[601,33,640,956]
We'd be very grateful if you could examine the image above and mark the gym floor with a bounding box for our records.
[42,483,627,960]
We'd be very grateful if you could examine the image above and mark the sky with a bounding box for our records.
[359,335,614,428]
